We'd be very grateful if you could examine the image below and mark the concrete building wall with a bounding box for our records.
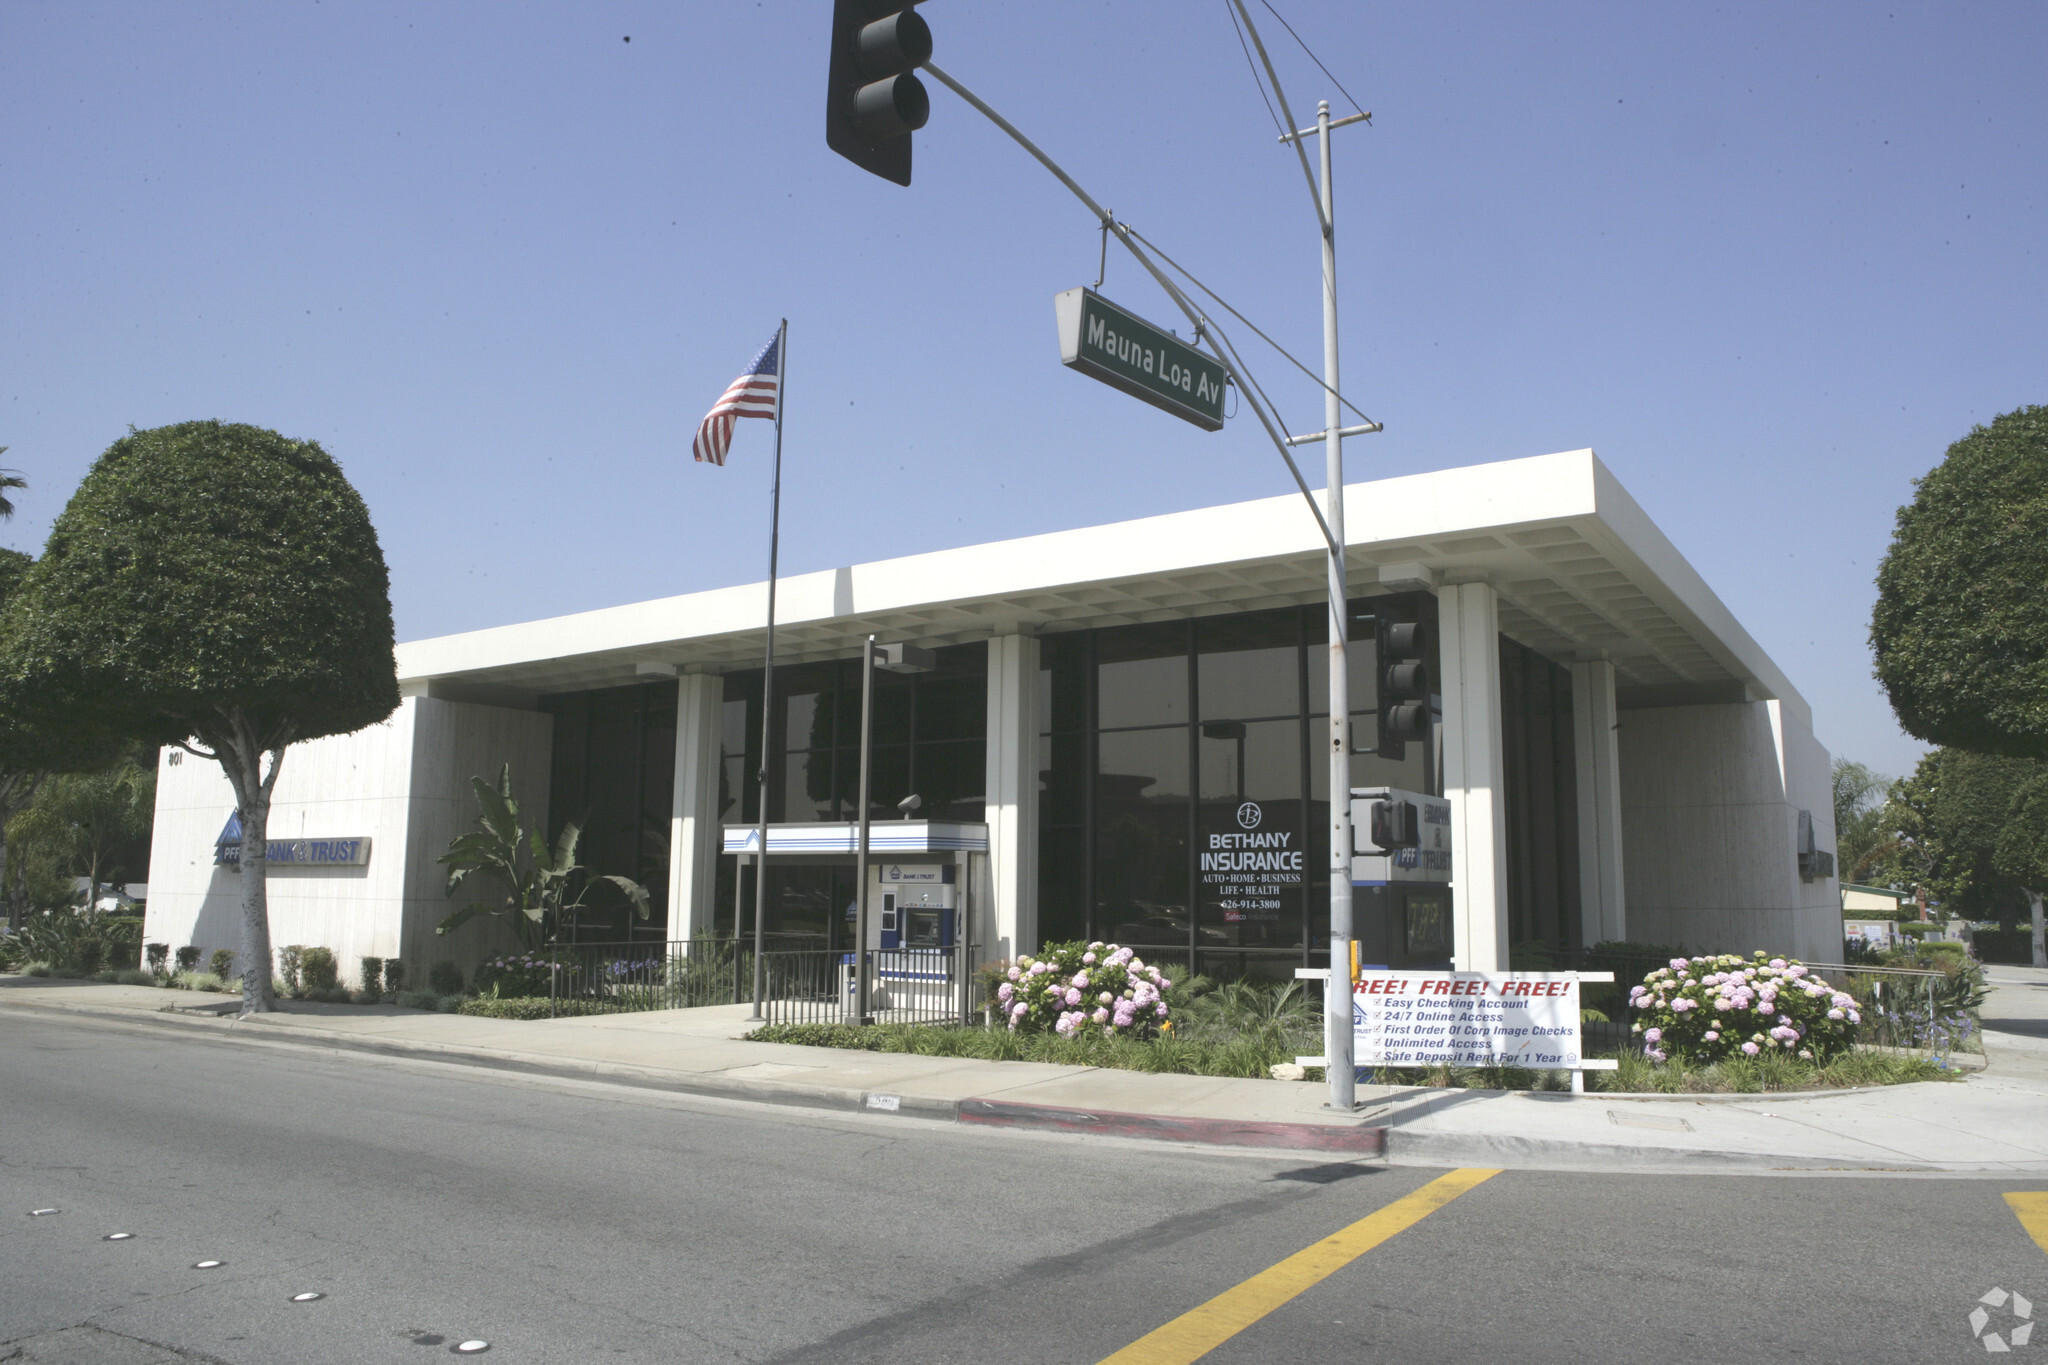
[1616,700,1837,962]
[142,697,550,989]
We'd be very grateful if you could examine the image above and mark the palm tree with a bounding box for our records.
[0,450,22,519]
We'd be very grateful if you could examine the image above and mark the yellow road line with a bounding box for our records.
[2007,1193,2048,1257]
[1098,1167,1501,1365]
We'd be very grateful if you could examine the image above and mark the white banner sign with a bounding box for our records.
[1354,972,1584,1067]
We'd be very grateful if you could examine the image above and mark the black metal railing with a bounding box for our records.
[475,937,984,1026]
[757,945,981,1027]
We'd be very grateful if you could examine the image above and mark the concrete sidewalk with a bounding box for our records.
[5,969,2045,1174]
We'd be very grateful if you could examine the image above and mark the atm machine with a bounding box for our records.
[1348,786,1454,970]
[847,861,959,1014]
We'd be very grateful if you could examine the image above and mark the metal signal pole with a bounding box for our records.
[1281,98,1372,1111]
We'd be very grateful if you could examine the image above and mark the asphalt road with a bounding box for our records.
[2,1009,2044,1364]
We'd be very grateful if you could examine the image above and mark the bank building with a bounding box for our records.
[144,449,1840,992]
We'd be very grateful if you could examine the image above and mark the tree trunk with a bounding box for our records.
[212,725,287,1014]
[2031,889,2046,970]
[0,820,12,933]
[237,789,276,1010]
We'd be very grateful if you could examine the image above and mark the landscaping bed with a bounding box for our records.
[743,1020,1967,1093]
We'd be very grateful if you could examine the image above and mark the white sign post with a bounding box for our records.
[1297,969,1618,1092]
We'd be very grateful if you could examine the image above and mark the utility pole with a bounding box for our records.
[912,14,1379,1111]
[1281,98,1372,1112]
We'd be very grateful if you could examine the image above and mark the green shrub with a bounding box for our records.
[382,959,406,994]
[350,988,383,1005]
[300,947,339,991]
[1630,952,1860,1063]
[749,1022,883,1049]
[359,956,384,995]
[305,984,351,1004]
[395,988,441,1010]
[14,909,136,975]
[996,940,1175,1035]
[474,952,557,998]
[277,945,307,996]
[146,943,170,975]
[455,995,614,1020]
[209,948,235,981]
[24,960,53,977]
[427,960,464,996]
[175,946,202,973]
[107,968,154,986]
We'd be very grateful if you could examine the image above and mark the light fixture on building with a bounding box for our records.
[1796,810,1835,883]
[874,642,936,674]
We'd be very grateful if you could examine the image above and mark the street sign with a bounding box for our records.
[1054,287,1228,431]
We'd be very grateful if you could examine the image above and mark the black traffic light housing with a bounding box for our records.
[1370,797,1420,851]
[826,0,932,186]
[1374,615,1431,760]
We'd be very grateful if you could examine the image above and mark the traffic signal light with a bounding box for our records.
[825,0,932,186]
[1374,615,1431,760]
[1369,796,1420,850]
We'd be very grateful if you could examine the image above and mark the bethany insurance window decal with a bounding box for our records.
[1197,800,1304,925]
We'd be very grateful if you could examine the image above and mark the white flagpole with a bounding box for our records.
[747,318,787,1021]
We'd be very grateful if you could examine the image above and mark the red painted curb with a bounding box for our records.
[957,1098,1388,1153]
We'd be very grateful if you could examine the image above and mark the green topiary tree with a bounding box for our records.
[1879,747,2047,926]
[1871,405,2048,759]
[0,546,43,929]
[0,545,129,930]
[1994,771,2048,966]
[0,421,398,1012]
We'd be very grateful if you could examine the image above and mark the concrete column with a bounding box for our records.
[984,634,1040,962]
[1438,582,1510,971]
[667,672,724,946]
[1571,659,1627,946]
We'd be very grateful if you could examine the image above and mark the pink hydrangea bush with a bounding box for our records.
[996,940,1173,1036]
[1629,952,1860,1063]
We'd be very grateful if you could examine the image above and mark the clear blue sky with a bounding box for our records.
[4,2,2042,781]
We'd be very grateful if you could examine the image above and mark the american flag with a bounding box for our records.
[693,331,781,466]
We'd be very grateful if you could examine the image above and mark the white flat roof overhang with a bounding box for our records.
[721,821,990,857]
[396,449,1808,724]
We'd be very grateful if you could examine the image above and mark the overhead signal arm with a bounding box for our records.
[916,60,1345,558]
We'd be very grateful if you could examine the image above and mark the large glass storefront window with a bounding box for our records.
[711,641,987,938]
[1037,597,1441,979]
[542,680,679,944]
[1499,636,1582,956]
